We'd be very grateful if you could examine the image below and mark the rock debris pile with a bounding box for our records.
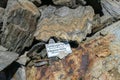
[0,0,120,80]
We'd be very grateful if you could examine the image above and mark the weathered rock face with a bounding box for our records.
[84,21,120,80]
[101,0,120,19]
[1,0,40,53]
[34,5,94,42]
[0,51,18,71]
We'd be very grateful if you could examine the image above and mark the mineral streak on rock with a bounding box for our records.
[1,0,40,53]
[34,5,94,42]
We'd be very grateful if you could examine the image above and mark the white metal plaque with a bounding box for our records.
[45,42,72,58]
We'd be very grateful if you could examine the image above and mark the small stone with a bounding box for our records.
[17,52,30,66]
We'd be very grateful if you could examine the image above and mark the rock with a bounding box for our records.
[84,21,120,80]
[1,0,40,53]
[17,52,30,66]
[34,5,94,42]
[29,0,41,7]
[0,7,4,30]
[27,20,120,80]
[52,0,76,8]
[12,66,26,80]
[0,45,7,51]
[0,51,18,71]
[26,49,89,80]
[52,0,86,8]
[101,0,120,19]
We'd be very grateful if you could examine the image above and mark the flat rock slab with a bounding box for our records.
[0,51,18,71]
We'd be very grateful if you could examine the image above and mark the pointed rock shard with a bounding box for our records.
[0,51,18,71]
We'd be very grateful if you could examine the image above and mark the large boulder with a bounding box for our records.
[34,5,94,42]
[1,0,40,53]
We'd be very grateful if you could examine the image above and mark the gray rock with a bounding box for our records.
[0,45,7,51]
[1,0,40,53]
[101,0,120,19]
[52,0,86,8]
[0,7,4,23]
[11,66,26,80]
[0,51,18,71]
[16,52,30,66]
[35,5,94,42]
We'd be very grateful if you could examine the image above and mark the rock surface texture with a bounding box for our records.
[34,5,94,42]
[27,20,120,80]
[101,0,120,19]
[84,21,120,80]
[0,51,18,71]
[1,0,40,53]
[0,0,120,80]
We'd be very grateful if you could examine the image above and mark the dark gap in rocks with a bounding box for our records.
[2,62,21,80]
[40,0,54,6]
[36,45,45,53]
[85,0,104,16]
[48,36,59,43]
[0,22,3,33]
[69,40,79,48]
[0,0,8,8]
[86,29,97,37]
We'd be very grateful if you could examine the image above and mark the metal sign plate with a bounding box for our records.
[45,42,72,58]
